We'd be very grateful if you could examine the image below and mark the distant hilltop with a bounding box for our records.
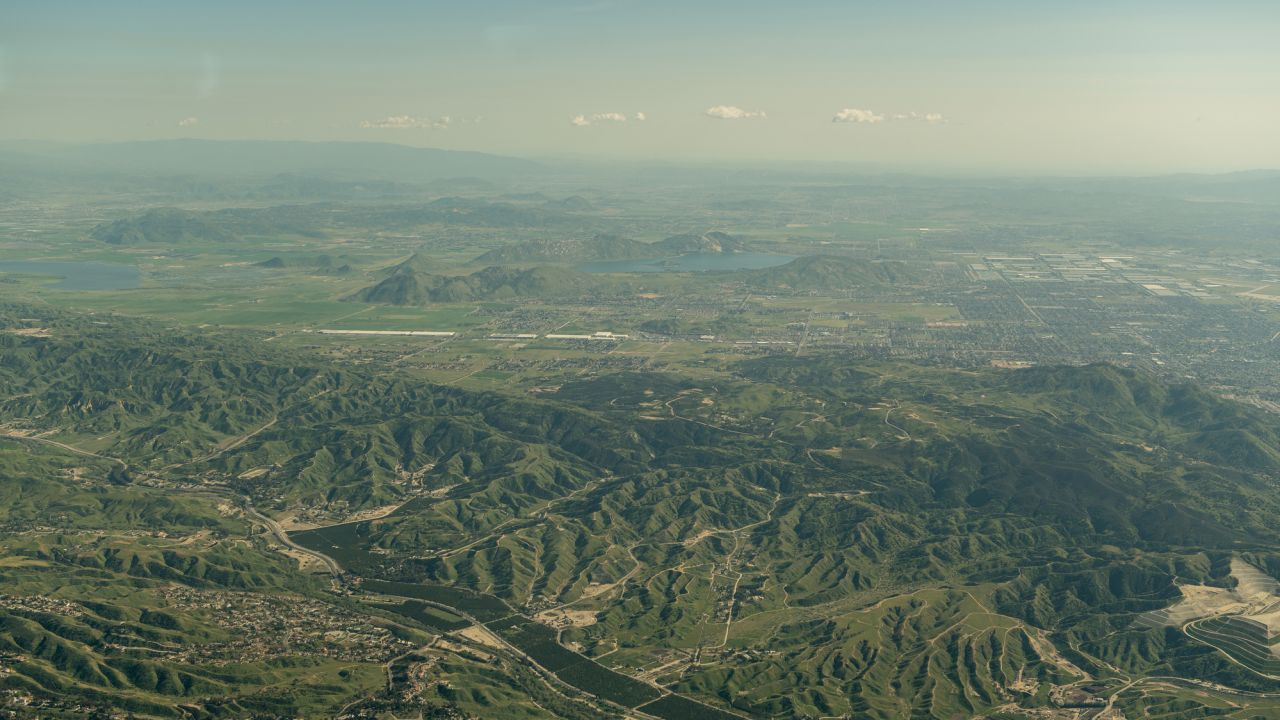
[1,139,540,183]
[89,206,324,245]
[745,254,925,290]
[351,263,600,305]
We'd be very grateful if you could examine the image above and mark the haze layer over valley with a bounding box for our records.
[4,2,1280,718]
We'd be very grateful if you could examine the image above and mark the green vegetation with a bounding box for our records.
[352,264,601,304]
[488,619,661,707]
[375,601,470,632]
[361,581,513,623]
[744,254,925,290]
[90,207,237,245]
[0,534,419,706]
[639,694,745,720]
[6,159,1280,717]
[8,301,1280,716]
[90,205,325,245]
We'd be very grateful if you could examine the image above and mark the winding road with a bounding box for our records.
[243,504,343,577]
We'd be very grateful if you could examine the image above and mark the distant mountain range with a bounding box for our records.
[87,196,587,245]
[0,139,539,184]
[91,208,236,245]
[90,206,326,245]
[474,231,747,264]
[351,249,918,305]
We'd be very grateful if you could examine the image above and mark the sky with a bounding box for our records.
[2,0,1279,174]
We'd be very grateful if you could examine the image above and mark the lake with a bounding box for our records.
[579,251,794,274]
[0,261,141,290]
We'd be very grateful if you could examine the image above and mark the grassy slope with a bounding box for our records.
[6,305,1280,716]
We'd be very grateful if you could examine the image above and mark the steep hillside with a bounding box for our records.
[375,251,437,277]
[90,208,237,245]
[651,231,748,254]
[352,265,599,304]
[744,254,923,290]
[7,306,1280,717]
[474,234,652,264]
[90,205,326,244]
[253,254,352,273]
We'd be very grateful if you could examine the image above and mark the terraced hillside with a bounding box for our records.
[1185,616,1280,678]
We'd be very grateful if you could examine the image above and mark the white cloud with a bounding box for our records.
[177,116,199,127]
[359,114,451,130]
[835,108,945,124]
[890,111,946,124]
[570,111,639,126]
[705,105,766,120]
[832,108,883,124]
[634,111,646,121]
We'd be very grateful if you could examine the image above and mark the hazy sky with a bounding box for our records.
[3,0,1278,173]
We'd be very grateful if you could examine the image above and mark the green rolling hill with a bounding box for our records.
[744,254,926,290]
[5,305,1280,717]
[351,264,601,305]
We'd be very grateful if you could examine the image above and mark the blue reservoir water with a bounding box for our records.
[0,261,141,290]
